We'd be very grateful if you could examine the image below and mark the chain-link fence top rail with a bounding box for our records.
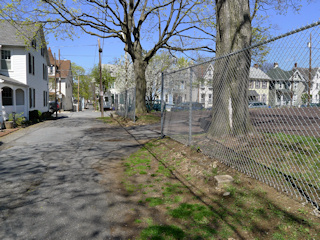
[162,21,320,211]
[116,88,136,121]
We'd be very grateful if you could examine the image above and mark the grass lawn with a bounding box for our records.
[121,137,320,240]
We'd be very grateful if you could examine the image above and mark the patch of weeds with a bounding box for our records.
[185,174,192,181]
[225,185,237,197]
[252,207,267,217]
[145,197,165,207]
[143,217,154,226]
[298,208,308,215]
[169,203,214,223]
[124,182,137,194]
[233,175,241,184]
[218,226,232,239]
[173,195,183,203]
[97,116,115,124]
[272,232,286,240]
[157,165,171,177]
[139,225,185,239]
[163,183,184,197]
[135,219,142,224]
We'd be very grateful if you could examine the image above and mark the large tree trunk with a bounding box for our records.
[209,0,252,137]
[133,57,148,114]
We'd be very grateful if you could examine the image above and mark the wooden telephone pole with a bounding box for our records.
[54,53,58,118]
[98,39,104,117]
[77,75,80,112]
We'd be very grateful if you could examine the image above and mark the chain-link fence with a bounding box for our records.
[115,88,136,121]
[161,21,320,211]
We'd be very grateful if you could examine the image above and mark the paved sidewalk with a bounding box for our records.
[0,128,19,138]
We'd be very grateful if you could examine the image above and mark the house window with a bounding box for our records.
[294,82,298,90]
[262,94,267,103]
[180,81,184,90]
[262,81,267,89]
[165,94,168,102]
[41,47,45,57]
[279,83,283,89]
[43,64,47,80]
[29,88,32,108]
[28,53,35,75]
[293,94,297,103]
[255,81,260,89]
[249,81,254,89]
[31,39,37,49]
[1,50,11,70]
[33,89,35,108]
[201,94,205,103]
[2,87,13,105]
[29,88,35,108]
[49,65,53,74]
[43,91,48,106]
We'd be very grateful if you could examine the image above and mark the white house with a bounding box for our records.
[48,48,73,111]
[0,20,49,124]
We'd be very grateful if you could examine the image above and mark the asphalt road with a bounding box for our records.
[0,109,160,239]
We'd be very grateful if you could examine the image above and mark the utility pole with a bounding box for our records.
[308,33,312,106]
[98,38,104,117]
[59,49,62,112]
[54,53,58,118]
[78,75,80,112]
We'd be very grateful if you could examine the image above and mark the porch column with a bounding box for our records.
[13,87,17,113]
[0,84,3,125]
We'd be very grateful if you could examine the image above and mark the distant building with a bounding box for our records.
[47,48,73,111]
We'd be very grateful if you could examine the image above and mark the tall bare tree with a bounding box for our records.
[209,0,311,137]
[0,0,214,114]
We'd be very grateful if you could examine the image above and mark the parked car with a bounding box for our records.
[171,102,204,111]
[300,103,320,107]
[146,100,165,111]
[248,102,268,108]
[49,101,60,113]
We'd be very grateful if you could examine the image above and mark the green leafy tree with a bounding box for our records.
[90,65,116,93]
[72,63,92,101]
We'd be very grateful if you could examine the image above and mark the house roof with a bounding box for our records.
[294,67,318,81]
[250,67,271,80]
[193,63,212,79]
[267,67,293,81]
[47,48,72,78]
[48,47,55,65]
[0,74,28,87]
[0,20,41,46]
[249,90,259,97]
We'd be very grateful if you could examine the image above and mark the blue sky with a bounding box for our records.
[47,1,320,74]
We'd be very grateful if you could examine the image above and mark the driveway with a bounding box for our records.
[0,110,160,239]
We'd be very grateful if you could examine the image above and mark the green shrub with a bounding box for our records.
[29,110,42,123]
[8,112,26,126]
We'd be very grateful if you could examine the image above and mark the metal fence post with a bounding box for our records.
[125,89,128,119]
[133,87,136,122]
[189,67,193,145]
[161,72,165,138]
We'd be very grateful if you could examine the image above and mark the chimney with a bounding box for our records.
[294,63,297,68]
[254,64,259,68]
[274,62,279,68]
